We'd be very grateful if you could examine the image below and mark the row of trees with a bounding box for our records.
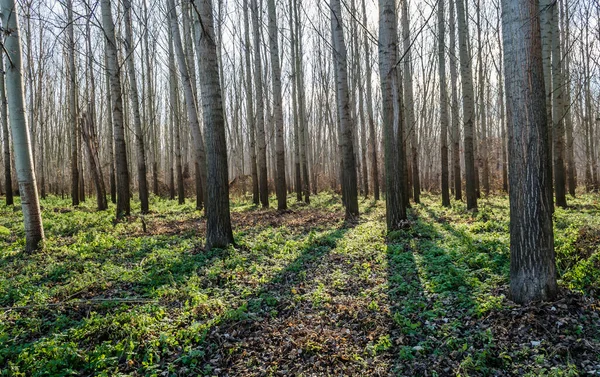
[0,0,597,304]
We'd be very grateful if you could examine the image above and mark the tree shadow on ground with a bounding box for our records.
[185,224,353,375]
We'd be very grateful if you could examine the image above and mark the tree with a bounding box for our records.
[243,0,259,205]
[551,0,567,208]
[0,52,12,206]
[168,0,208,211]
[250,0,269,208]
[66,0,78,206]
[331,0,359,220]
[101,0,131,219]
[267,0,287,210]
[438,0,450,207]
[401,0,420,203]
[456,0,477,210]
[194,0,234,249]
[0,0,44,251]
[362,0,379,201]
[82,3,107,211]
[449,0,461,200]
[124,0,149,213]
[379,0,406,229]
[502,0,557,304]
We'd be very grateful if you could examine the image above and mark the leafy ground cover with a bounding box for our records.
[0,192,599,376]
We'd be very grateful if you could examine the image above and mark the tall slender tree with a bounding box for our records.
[456,0,477,210]
[243,0,259,205]
[168,0,207,210]
[0,53,12,206]
[124,0,149,213]
[66,0,78,206]
[101,0,130,218]
[401,0,420,203]
[194,0,234,249]
[0,0,44,251]
[250,0,269,208]
[449,0,461,200]
[439,0,450,207]
[267,0,287,210]
[362,0,379,201]
[331,0,359,220]
[379,0,406,229]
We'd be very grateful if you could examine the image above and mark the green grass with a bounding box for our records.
[0,192,598,376]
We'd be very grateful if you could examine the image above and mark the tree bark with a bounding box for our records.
[502,0,557,304]
[379,0,406,229]
[194,0,234,249]
[331,0,359,220]
[362,0,379,201]
[66,0,78,206]
[0,53,13,206]
[243,0,259,205]
[101,0,131,219]
[250,0,269,208]
[401,0,420,204]
[456,0,477,210]
[123,0,149,213]
[0,0,44,251]
[266,0,287,210]
[439,0,450,207]
[449,0,461,200]
[169,0,208,210]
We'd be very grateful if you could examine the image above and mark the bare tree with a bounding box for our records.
[456,0,477,210]
[194,0,234,249]
[379,0,406,229]
[439,0,450,207]
[0,0,44,251]
[101,0,131,218]
[0,52,12,206]
[331,0,359,219]
[267,0,287,210]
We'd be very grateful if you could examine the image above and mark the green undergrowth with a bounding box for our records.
[0,191,598,376]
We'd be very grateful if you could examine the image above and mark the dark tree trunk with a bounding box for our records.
[195,0,234,249]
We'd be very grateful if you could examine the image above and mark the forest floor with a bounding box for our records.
[1,192,599,376]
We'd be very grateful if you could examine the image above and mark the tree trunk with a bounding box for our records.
[363,0,379,201]
[379,0,406,229]
[169,0,207,211]
[0,0,44,251]
[551,0,567,208]
[101,0,131,219]
[250,0,269,208]
[449,0,461,200]
[561,0,576,196]
[476,0,489,196]
[456,0,477,210]
[502,0,557,304]
[194,0,234,249]
[439,0,450,207]
[104,52,116,204]
[123,0,149,213]
[0,53,13,206]
[400,0,420,204]
[266,0,287,210]
[288,2,302,202]
[294,0,310,204]
[66,0,79,206]
[539,0,555,206]
[243,0,259,205]
[331,0,359,220]
[83,9,107,211]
